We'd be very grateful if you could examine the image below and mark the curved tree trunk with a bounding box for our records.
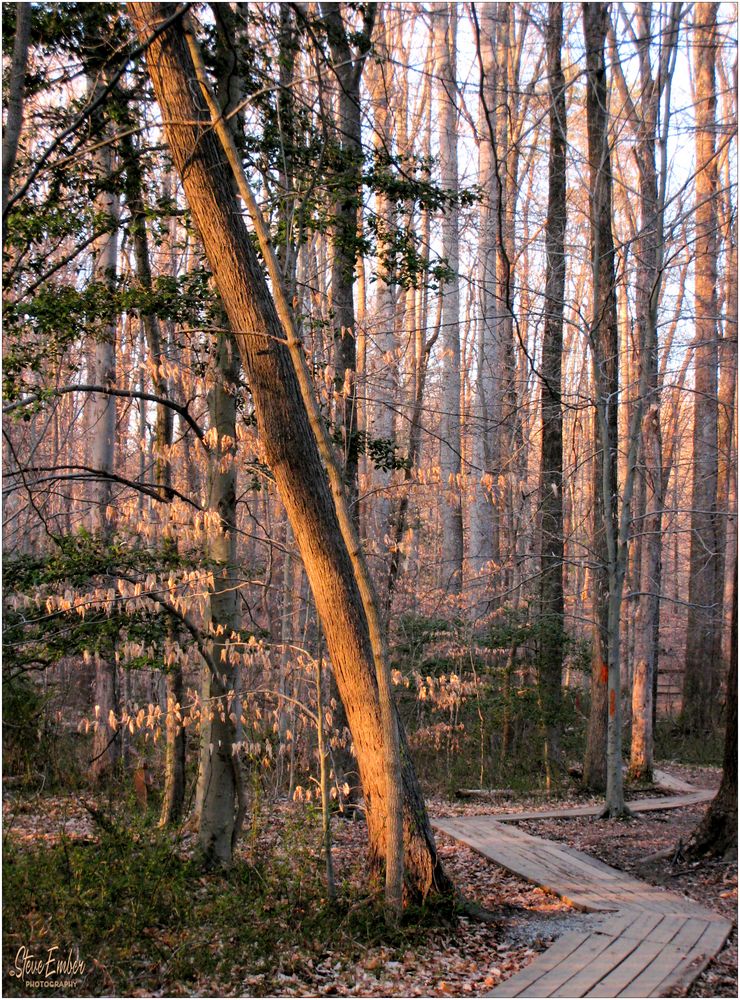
[129,2,449,903]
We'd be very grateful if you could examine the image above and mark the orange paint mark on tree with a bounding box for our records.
[609,689,616,717]
[600,662,608,685]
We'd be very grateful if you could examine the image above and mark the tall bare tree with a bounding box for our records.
[683,2,721,734]
[581,3,624,815]
[433,2,463,594]
[538,3,567,788]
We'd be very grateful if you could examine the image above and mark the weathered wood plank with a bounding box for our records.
[520,931,621,996]
[623,918,732,998]
[486,933,592,997]
[472,791,714,823]
[586,938,666,997]
[435,784,729,999]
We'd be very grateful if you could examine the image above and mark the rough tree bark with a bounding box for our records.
[538,3,567,789]
[581,3,624,815]
[192,2,245,860]
[130,1,448,904]
[320,2,375,517]
[683,3,721,734]
[687,574,737,859]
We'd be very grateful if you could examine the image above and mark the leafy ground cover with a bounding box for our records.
[2,764,734,997]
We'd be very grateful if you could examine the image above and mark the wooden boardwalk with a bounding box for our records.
[433,777,732,997]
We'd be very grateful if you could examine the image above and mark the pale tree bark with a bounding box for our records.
[367,12,396,547]
[432,3,463,594]
[2,2,31,220]
[469,2,498,581]
[130,2,448,905]
[581,3,624,814]
[87,65,121,784]
[683,3,721,734]
[538,4,567,789]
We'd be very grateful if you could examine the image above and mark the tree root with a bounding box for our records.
[597,804,634,820]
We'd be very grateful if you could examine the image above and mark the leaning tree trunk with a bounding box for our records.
[433,3,463,594]
[581,4,624,815]
[683,3,721,735]
[130,1,449,903]
[538,4,567,789]
[88,67,121,784]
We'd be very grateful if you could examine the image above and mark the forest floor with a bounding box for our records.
[2,763,736,997]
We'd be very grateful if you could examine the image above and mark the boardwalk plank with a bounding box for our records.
[486,933,590,997]
[434,785,730,999]
[519,931,621,996]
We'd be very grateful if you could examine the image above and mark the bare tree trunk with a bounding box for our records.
[195,331,241,863]
[1,2,31,220]
[687,574,737,858]
[581,4,623,813]
[538,4,566,789]
[321,2,375,519]
[469,2,498,581]
[433,3,463,594]
[120,124,186,822]
[367,14,396,547]
[627,3,681,781]
[88,66,121,784]
[683,3,720,735]
[192,3,246,858]
[130,2,448,904]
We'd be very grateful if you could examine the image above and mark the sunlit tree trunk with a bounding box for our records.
[683,3,720,734]
[581,4,623,814]
[367,13,396,547]
[130,2,449,903]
